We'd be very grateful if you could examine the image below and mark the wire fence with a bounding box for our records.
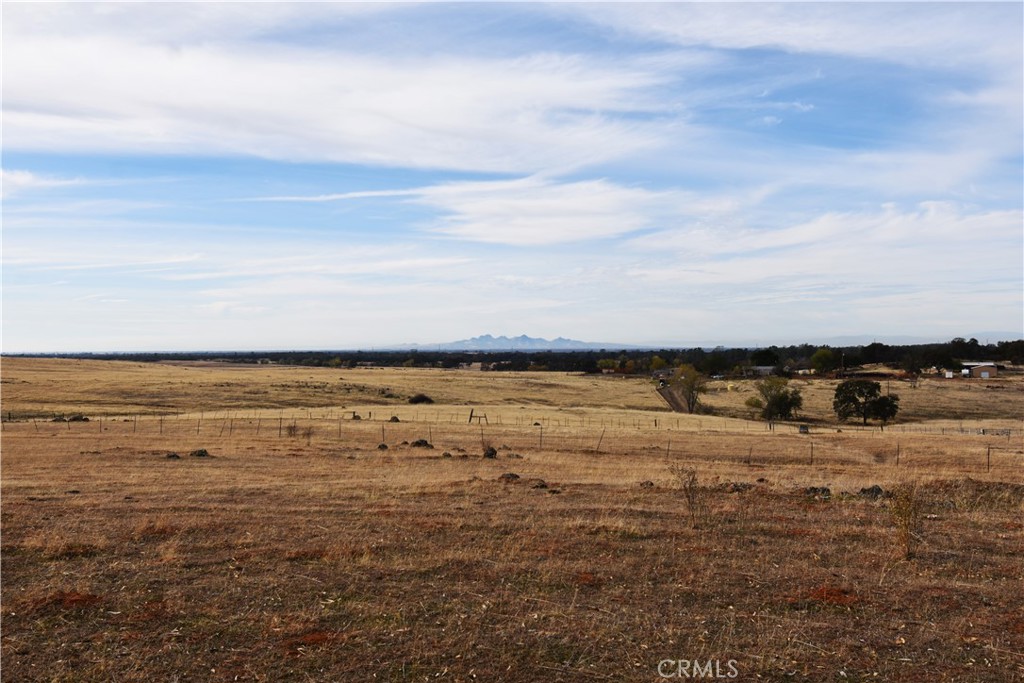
[4,409,1020,477]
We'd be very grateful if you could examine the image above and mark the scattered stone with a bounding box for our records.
[639,480,655,489]
[483,446,498,459]
[377,443,389,450]
[389,416,400,423]
[189,448,211,458]
[442,452,452,458]
[498,472,520,482]
[165,452,181,459]
[410,439,433,449]
[859,484,885,500]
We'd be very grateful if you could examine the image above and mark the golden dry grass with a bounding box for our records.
[2,358,1023,681]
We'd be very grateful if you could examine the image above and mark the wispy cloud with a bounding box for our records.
[2,3,1020,351]
[1,169,86,198]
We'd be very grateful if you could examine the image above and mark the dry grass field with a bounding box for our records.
[2,358,1022,682]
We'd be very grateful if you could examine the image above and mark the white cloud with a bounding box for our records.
[0,169,85,198]
[627,202,1023,292]
[565,4,1021,71]
[3,30,669,173]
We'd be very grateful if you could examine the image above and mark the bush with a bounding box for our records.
[408,393,434,404]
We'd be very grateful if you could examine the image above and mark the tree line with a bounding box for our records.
[28,337,1021,373]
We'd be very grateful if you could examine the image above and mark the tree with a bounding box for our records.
[754,377,803,422]
[870,394,900,427]
[750,348,780,367]
[671,364,708,414]
[833,379,900,425]
[650,355,669,372]
[810,347,839,374]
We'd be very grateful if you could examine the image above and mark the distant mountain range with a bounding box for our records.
[393,331,1023,352]
[406,334,641,351]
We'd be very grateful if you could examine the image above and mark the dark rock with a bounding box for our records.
[377,443,389,450]
[483,446,497,459]
[639,480,655,489]
[389,416,400,423]
[756,477,768,483]
[529,479,548,489]
[165,452,181,459]
[442,452,452,458]
[804,486,831,499]
[66,489,81,494]
[189,448,211,458]
[498,472,520,482]
[859,485,885,500]
[410,439,433,449]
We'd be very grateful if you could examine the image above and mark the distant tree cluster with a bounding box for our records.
[17,337,1023,372]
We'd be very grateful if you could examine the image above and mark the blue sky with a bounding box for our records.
[3,2,1021,352]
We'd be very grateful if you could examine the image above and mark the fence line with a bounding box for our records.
[4,412,1020,477]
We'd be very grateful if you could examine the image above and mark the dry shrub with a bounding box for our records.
[21,532,107,560]
[670,466,711,529]
[133,517,181,540]
[922,478,1024,512]
[889,482,923,559]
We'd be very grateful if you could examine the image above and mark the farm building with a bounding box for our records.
[966,364,998,378]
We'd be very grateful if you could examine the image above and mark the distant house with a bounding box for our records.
[966,363,998,378]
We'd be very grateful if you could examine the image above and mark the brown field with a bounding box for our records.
[2,358,1022,682]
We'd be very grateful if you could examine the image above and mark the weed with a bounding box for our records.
[889,482,923,559]
[670,466,711,529]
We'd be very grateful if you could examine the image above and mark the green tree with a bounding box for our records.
[671,364,709,414]
[810,347,838,374]
[597,358,618,371]
[870,394,900,427]
[750,348,780,367]
[833,379,900,425]
[754,377,803,421]
[650,355,669,372]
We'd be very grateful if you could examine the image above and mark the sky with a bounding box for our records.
[2,2,1022,352]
